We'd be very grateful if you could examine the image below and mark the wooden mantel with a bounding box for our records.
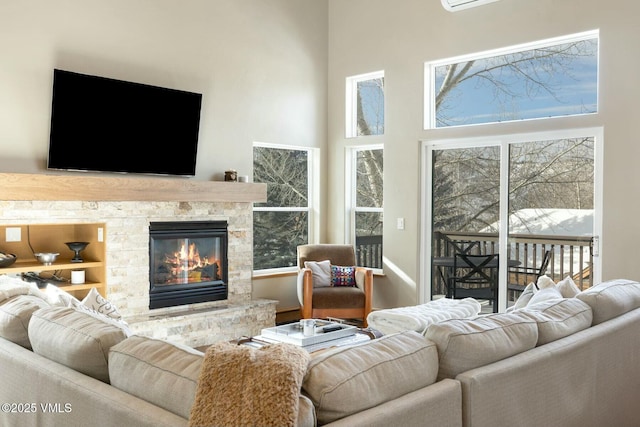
[0,173,267,203]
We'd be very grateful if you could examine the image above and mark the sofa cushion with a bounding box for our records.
[520,298,593,345]
[109,335,203,419]
[302,330,438,425]
[424,312,538,380]
[28,306,129,383]
[0,274,30,299]
[576,279,640,325]
[0,294,50,349]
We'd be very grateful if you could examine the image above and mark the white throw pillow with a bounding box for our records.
[43,284,81,307]
[82,287,123,320]
[536,275,556,290]
[555,276,581,298]
[527,286,563,306]
[304,260,331,287]
[512,282,537,310]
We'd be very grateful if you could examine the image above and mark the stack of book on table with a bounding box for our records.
[249,319,371,352]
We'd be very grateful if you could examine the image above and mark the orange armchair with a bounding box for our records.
[297,244,373,327]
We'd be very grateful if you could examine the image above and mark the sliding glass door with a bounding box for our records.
[423,129,600,311]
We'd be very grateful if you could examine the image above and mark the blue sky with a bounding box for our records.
[434,38,598,127]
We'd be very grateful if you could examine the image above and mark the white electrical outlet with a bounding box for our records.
[5,227,21,242]
[396,218,405,230]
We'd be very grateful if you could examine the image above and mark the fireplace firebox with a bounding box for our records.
[149,221,228,309]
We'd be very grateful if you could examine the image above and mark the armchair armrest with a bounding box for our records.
[355,267,373,322]
[300,268,313,320]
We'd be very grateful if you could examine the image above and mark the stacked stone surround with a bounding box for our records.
[0,199,276,348]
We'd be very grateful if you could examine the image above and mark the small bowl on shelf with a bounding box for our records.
[34,252,59,266]
[0,253,17,268]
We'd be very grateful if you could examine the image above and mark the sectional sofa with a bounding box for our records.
[0,277,638,427]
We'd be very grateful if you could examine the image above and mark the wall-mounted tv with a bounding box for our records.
[48,69,202,176]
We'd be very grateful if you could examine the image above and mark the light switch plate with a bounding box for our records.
[5,227,21,242]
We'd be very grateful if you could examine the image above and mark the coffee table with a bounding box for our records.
[235,320,380,353]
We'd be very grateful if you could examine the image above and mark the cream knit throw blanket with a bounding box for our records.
[189,341,310,427]
[367,297,482,335]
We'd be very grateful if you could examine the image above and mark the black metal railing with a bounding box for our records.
[432,230,593,298]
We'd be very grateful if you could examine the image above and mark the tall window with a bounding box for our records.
[348,146,383,269]
[253,143,314,272]
[346,71,385,138]
[425,30,598,128]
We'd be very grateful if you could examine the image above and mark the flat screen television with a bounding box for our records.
[48,69,202,176]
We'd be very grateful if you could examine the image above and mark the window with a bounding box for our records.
[348,146,383,269]
[253,143,315,272]
[425,30,598,128]
[346,71,385,138]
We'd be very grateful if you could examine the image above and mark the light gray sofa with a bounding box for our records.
[0,278,638,427]
[0,283,461,427]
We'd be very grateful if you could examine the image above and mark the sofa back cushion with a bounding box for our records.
[425,312,538,380]
[520,298,593,345]
[28,306,129,383]
[109,335,203,419]
[576,279,640,325]
[0,295,50,349]
[302,330,438,425]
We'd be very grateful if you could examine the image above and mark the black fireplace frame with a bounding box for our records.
[148,220,228,309]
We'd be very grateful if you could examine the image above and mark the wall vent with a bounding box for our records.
[441,0,500,12]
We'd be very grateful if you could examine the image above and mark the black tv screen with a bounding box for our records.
[48,69,202,176]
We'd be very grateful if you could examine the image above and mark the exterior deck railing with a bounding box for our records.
[432,230,593,299]
[355,235,383,269]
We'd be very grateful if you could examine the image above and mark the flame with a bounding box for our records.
[164,242,218,282]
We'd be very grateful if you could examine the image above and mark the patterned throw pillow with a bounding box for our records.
[330,265,357,287]
[81,287,123,320]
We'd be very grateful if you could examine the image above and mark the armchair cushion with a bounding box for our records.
[312,286,365,309]
[330,265,357,287]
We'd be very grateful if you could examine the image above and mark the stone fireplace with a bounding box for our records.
[0,173,276,348]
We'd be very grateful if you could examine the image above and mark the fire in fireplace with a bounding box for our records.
[149,221,228,309]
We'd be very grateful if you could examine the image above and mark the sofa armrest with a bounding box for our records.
[0,337,187,427]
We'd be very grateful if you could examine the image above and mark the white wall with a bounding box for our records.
[0,0,328,181]
[328,0,640,308]
[0,0,328,313]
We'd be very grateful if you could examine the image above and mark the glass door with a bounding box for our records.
[430,144,501,312]
[505,137,595,302]
[425,130,599,312]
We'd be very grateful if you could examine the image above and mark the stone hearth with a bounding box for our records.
[0,173,276,348]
